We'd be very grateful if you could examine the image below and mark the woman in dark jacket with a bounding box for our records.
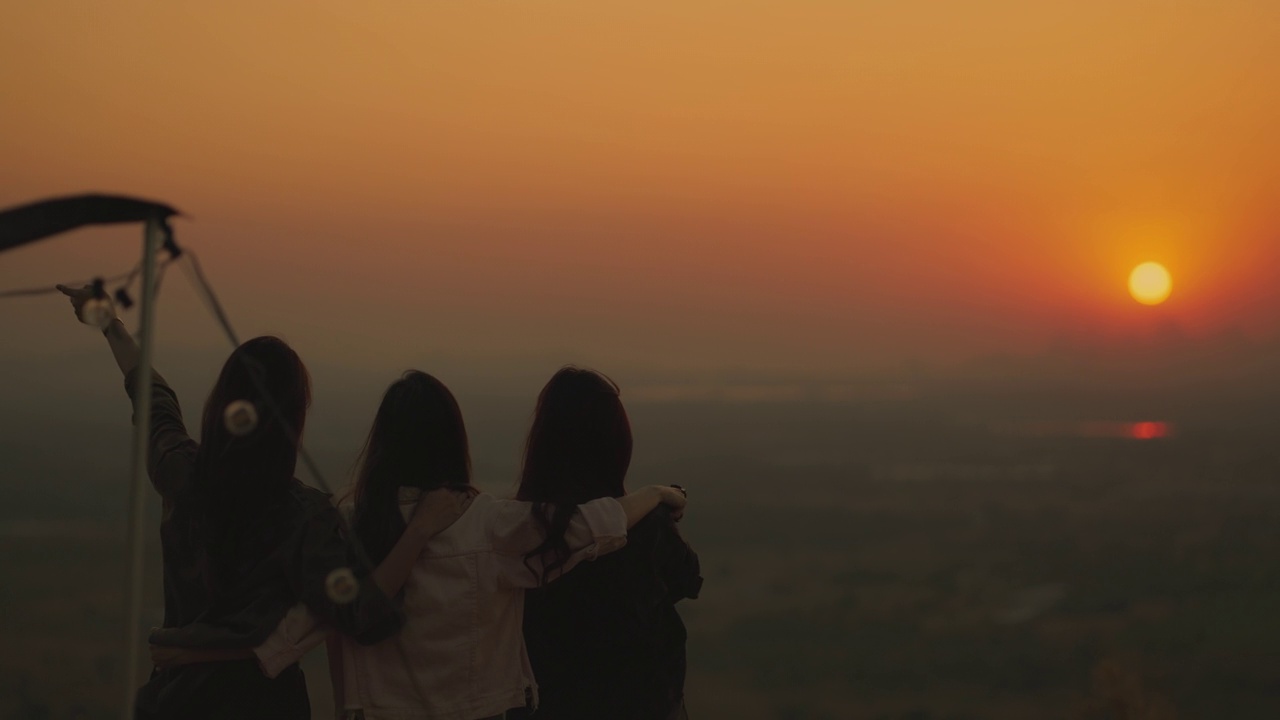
[518,367,703,720]
[57,285,426,719]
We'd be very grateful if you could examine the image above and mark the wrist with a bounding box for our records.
[408,519,438,542]
[101,317,124,337]
[645,485,673,505]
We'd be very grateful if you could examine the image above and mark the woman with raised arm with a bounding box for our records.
[518,367,703,720]
[56,285,462,720]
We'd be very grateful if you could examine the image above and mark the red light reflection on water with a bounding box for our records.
[1128,421,1169,440]
[994,420,1174,440]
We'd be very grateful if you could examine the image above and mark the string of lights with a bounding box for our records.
[0,245,332,495]
[0,196,406,713]
[0,260,151,300]
[0,242,342,534]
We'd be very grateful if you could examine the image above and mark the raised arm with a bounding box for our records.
[58,284,139,376]
[57,284,194,501]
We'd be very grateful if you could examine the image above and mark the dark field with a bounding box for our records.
[3,396,1279,719]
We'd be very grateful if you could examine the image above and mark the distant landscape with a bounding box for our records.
[3,343,1279,719]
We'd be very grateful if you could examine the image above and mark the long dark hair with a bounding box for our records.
[516,367,633,582]
[349,371,472,565]
[189,336,311,593]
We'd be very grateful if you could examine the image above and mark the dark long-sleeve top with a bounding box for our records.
[124,371,401,686]
[522,504,702,720]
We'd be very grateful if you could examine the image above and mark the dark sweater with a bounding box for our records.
[523,504,702,720]
[125,369,401,719]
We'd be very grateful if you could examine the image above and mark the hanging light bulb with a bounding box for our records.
[80,297,114,329]
[325,567,359,604]
[223,400,259,436]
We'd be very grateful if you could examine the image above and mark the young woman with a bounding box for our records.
[57,285,459,720]
[155,370,687,720]
[518,367,703,720]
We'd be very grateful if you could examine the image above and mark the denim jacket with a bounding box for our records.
[254,491,628,720]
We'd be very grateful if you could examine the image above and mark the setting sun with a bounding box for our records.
[1128,262,1172,306]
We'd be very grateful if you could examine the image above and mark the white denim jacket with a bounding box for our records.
[254,491,628,720]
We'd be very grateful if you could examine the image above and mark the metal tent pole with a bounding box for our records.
[122,217,161,720]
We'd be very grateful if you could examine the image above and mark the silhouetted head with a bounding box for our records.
[196,336,311,488]
[516,367,632,583]
[517,367,633,505]
[189,336,311,591]
[351,370,472,564]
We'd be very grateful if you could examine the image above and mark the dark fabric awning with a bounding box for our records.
[0,194,179,254]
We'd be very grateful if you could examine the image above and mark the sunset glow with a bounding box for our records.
[1,0,1279,372]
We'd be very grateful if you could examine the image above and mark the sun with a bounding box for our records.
[1128,262,1172,305]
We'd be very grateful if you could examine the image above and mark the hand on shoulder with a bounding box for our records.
[640,484,687,521]
[408,486,476,539]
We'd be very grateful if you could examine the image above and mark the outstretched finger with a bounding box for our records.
[55,283,90,297]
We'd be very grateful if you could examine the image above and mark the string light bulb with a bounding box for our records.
[325,567,359,604]
[223,400,259,436]
[80,297,115,329]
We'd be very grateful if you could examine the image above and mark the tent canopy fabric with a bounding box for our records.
[0,194,179,254]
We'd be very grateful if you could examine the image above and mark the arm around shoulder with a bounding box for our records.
[290,503,403,645]
[617,485,686,528]
[120,348,197,501]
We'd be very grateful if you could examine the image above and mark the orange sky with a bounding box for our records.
[3,0,1279,378]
